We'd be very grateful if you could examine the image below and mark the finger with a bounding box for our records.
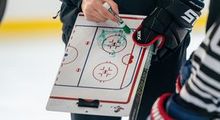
[101,0,118,22]
[92,10,108,22]
[86,14,106,23]
[82,5,96,17]
[104,0,119,14]
[95,1,117,21]
[86,16,101,22]
[94,9,113,22]
[84,6,107,22]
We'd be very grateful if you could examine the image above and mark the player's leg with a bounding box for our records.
[206,0,220,31]
[71,113,121,120]
[0,0,7,23]
[136,36,190,120]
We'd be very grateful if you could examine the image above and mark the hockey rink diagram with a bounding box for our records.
[47,14,151,116]
[1,0,209,119]
[55,26,143,90]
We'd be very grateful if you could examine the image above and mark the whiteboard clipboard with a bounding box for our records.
[46,13,151,117]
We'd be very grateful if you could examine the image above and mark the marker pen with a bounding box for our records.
[103,2,131,34]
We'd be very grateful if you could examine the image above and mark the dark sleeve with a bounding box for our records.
[206,0,220,32]
[60,0,82,45]
[0,0,7,23]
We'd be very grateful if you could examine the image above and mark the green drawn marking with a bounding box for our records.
[110,50,116,57]
[97,29,126,45]
[97,29,127,57]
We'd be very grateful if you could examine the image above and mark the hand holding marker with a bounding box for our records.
[102,2,131,34]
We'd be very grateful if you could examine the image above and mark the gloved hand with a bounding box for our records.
[133,0,204,61]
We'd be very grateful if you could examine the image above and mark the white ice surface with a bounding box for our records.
[0,32,204,120]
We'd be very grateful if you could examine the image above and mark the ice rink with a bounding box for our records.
[0,0,208,120]
[0,30,205,120]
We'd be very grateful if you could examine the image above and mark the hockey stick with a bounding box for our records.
[129,33,165,120]
[129,45,155,120]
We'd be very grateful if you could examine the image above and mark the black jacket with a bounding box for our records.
[60,0,157,44]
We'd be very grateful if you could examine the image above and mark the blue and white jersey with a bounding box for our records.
[174,20,220,119]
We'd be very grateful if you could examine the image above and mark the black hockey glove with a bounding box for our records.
[133,0,204,61]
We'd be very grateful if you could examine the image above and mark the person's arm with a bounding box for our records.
[149,18,220,120]
[0,0,7,23]
[60,0,82,45]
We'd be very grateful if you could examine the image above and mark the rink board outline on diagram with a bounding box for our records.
[49,14,149,104]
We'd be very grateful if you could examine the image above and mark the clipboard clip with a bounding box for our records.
[77,98,100,108]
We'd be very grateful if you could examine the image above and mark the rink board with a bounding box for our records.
[47,13,151,116]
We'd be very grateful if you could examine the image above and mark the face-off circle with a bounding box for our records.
[63,45,78,65]
[122,54,134,65]
[102,34,127,55]
[93,62,118,83]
